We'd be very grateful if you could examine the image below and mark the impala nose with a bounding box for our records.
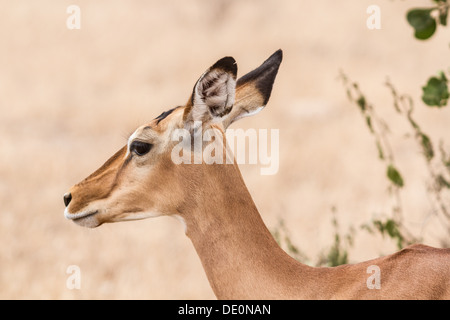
[63,193,72,207]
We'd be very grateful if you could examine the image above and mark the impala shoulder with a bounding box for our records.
[384,243,450,268]
[398,243,449,255]
[403,243,434,251]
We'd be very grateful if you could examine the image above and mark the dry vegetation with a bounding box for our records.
[0,0,449,299]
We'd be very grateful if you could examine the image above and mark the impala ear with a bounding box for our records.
[183,56,237,133]
[222,49,282,129]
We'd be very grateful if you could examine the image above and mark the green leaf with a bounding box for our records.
[357,96,366,112]
[387,164,404,187]
[371,219,405,250]
[365,115,374,133]
[384,219,400,238]
[419,132,434,161]
[361,223,374,234]
[437,174,450,189]
[422,72,449,107]
[407,8,437,40]
[285,236,300,254]
[376,140,385,160]
[439,142,450,172]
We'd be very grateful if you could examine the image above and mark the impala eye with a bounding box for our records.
[130,141,152,156]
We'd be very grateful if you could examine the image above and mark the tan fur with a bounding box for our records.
[65,53,450,299]
[222,80,266,128]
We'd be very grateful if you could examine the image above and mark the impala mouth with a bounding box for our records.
[64,209,99,221]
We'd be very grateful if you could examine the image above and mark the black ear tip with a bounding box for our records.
[211,56,237,76]
[266,49,283,66]
[276,49,283,61]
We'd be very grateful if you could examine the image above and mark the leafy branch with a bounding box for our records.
[339,72,405,190]
[422,71,449,107]
[317,208,355,267]
[272,210,355,267]
[271,218,309,264]
[339,72,419,247]
[385,80,450,226]
[362,218,407,250]
[407,1,450,108]
[406,0,449,40]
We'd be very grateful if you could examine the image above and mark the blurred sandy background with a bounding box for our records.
[1,0,449,299]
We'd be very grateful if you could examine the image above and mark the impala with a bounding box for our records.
[64,50,450,299]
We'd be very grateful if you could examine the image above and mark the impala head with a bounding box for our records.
[64,50,282,228]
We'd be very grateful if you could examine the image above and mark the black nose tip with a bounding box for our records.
[64,193,72,207]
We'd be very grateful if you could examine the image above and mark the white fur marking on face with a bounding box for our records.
[125,129,140,159]
[119,211,163,221]
[173,214,187,234]
[64,207,98,221]
[64,207,71,219]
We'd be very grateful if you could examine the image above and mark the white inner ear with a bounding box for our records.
[192,69,236,122]
[231,105,265,123]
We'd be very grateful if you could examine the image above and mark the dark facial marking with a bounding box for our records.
[155,107,177,124]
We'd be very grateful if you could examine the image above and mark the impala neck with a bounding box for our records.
[180,162,310,299]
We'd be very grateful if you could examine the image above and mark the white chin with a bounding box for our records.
[64,208,101,228]
[72,214,101,228]
[113,211,164,222]
[64,208,164,228]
